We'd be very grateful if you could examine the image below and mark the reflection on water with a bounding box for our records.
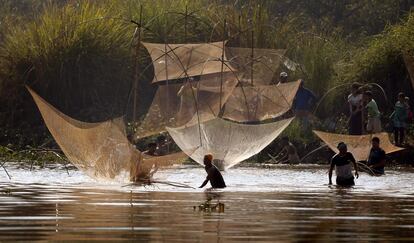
[0,164,413,241]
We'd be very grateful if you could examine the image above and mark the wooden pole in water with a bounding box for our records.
[250,29,254,86]
[132,5,143,125]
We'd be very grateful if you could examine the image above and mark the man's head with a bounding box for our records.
[148,142,157,153]
[337,142,347,154]
[363,90,373,102]
[371,137,380,149]
[281,136,289,145]
[204,154,213,166]
[351,83,360,94]
[398,92,405,102]
[279,72,288,83]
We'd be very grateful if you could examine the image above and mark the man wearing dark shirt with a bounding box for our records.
[368,137,386,175]
[199,154,226,189]
[329,142,359,187]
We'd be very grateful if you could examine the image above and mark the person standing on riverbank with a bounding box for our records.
[390,92,408,146]
[364,91,381,133]
[199,154,226,189]
[348,83,363,135]
[329,142,359,187]
[293,80,317,129]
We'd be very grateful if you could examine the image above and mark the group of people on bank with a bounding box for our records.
[348,83,412,146]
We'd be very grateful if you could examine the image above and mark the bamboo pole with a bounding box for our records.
[219,19,227,115]
[132,5,143,124]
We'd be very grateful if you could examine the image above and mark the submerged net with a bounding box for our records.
[403,52,414,89]
[167,117,294,169]
[313,130,404,162]
[135,72,238,138]
[142,41,232,83]
[226,47,286,85]
[222,80,301,122]
[28,87,187,181]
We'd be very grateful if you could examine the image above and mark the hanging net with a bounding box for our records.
[27,87,187,182]
[226,47,286,85]
[167,117,294,170]
[142,41,232,83]
[313,130,404,162]
[222,80,301,122]
[403,52,414,89]
[135,72,238,138]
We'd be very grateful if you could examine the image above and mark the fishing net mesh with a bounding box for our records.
[222,80,301,122]
[135,72,238,138]
[167,117,294,169]
[313,130,403,162]
[142,41,232,83]
[28,87,187,182]
[226,47,286,85]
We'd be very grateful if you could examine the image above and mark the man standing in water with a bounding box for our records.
[199,154,226,189]
[270,136,300,164]
[368,137,386,175]
[329,142,359,187]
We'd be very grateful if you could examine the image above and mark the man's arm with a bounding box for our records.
[199,178,209,188]
[328,159,334,185]
[350,154,359,178]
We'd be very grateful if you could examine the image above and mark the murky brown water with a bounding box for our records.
[0,164,413,241]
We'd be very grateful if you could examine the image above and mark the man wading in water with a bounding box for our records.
[199,154,226,189]
[329,142,359,187]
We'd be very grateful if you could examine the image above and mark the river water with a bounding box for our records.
[0,163,413,241]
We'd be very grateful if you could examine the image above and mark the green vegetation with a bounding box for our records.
[0,0,413,163]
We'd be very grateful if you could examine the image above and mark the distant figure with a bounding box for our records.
[348,83,363,135]
[367,137,386,175]
[133,142,160,181]
[405,96,413,123]
[143,142,158,156]
[155,135,169,156]
[293,80,317,128]
[278,72,288,85]
[390,92,408,146]
[271,136,300,164]
[329,142,359,187]
[363,91,381,133]
[199,154,226,189]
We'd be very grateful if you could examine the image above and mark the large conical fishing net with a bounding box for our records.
[226,47,286,85]
[135,72,238,138]
[403,52,414,89]
[142,41,232,83]
[167,117,294,169]
[313,130,404,162]
[27,87,187,182]
[222,80,301,122]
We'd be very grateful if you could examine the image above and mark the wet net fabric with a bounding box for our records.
[403,53,414,89]
[226,47,286,85]
[313,130,404,162]
[167,117,294,169]
[135,72,238,138]
[222,80,301,122]
[27,87,187,181]
[142,41,232,83]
